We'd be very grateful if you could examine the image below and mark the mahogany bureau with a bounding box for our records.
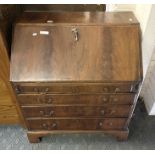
[10,12,143,143]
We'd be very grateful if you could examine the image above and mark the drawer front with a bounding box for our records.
[27,118,127,130]
[11,25,142,82]
[22,105,132,118]
[17,94,135,105]
[13,82,138,94]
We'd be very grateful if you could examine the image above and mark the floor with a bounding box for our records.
[0,100,155,150]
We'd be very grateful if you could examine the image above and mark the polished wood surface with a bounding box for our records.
[11,13,141,82]
[22,105,132,118]
[0,5,107,125]
[15,12,138,25]
[10,12,142,142]
[13,82,138,94]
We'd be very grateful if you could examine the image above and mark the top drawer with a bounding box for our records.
[13,82,139,94]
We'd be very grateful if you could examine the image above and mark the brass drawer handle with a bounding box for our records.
[99,122,113,127]
[15,85,21,94]
[51,123,57,128]
[102,97,108,102]
[39,110,54,117]
[47,98,53,104]
[113,98,118,102]
[71,28,79,41]
[49,110,55,116]
[34,87,49,93]
[42,123,48,129]
[39,97,53,104]
[100,110,105,115]
[42,123,57,129]
[45,98,53,104]
[109,122,113,126]
[115,88,120,93]
[33,88,39,92]
[99,122,103,127]
[72,87,79,93]
[110,110,116,115]
[103,88,108,92]
[40,110,44,116]
[44,88,49,92]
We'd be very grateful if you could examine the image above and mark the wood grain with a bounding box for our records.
[0,79,19,123]
[13,82,137,94]
[27,118,127,131]
[21,104,132,118]
[11,13,141,82]
[17,93,135,105]
[0,5,27,125]
[0,31,20,124]
[10,12,143,142]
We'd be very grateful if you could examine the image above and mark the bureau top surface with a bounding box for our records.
[15,11,138,25]
[10,12,142,82]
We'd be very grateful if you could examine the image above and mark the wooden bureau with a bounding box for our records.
[10,12,143,143]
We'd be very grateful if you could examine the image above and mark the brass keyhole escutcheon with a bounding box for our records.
[71,28,79,41]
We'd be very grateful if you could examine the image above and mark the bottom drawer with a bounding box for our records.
[27,118,127,131]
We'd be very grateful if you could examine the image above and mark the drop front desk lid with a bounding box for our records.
[10,12,142,82]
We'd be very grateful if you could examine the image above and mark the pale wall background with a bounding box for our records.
[106,4,155,115]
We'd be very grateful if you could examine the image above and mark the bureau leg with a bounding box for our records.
[115,130,129,141]
[27,133,42,143]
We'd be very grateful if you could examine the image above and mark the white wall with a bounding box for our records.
[106,4,152,37]
[134,5,152,36]
[140,5,155,115]
[106,4,153,75]
[106,4,136,12]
